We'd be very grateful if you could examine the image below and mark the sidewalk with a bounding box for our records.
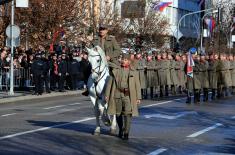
[0,90,83,104]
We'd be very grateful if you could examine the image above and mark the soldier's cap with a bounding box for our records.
[99,24,109,30]
[122,53,131,60]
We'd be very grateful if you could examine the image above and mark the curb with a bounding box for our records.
[0,90,83,104]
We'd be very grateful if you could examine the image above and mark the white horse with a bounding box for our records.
[86,46,117,136]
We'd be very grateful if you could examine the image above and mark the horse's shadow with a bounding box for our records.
[27,120,111,136]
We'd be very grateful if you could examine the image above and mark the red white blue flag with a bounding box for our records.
[187,52,195,78]
[205,17,216,37]
[152,2,172,12]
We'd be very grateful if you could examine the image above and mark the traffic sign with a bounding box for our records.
[6,25,20,38]
[6,37,20,47]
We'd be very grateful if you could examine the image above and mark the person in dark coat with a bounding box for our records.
[42,53,51,93]
[68,54,81,90]
[31,54,44,95]
[58,53,68,92]
[79,52,91,86]
[49,54,59,91]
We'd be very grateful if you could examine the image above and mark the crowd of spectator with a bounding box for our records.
[0,45,91,95]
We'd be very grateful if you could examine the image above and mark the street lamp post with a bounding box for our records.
[9,0,14,95]
[200,10,218,53]
[177,8,215,43]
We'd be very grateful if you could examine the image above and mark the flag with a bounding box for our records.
[205,17,216,37]
[152,2,172,12]
[198,0,205,7]
[187,52,195,78]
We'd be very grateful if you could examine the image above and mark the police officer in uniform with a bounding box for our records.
[31,53,44,95]
[68,53,81,90]
[58,53,68,92]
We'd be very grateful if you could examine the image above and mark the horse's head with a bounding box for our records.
[86,46,108,80]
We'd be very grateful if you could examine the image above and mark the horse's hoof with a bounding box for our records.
[93,131,100,136]
[110,129,117,136]
[104,121,111,127]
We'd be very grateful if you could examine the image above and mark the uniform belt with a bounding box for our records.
[118,88,130,96]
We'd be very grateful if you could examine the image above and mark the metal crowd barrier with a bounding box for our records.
[0,68,33,90]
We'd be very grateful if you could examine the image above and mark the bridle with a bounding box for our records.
[89,54,108,84]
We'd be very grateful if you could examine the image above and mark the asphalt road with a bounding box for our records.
[0,94,235,155]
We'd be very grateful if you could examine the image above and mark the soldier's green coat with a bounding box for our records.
[92,35,121,64]
[146,60,156,88]
[230,61,235,87]
[158,60,171,86]
[208,60,219,89]
[136,59,147,89]
[199,61,209,89]
[218,60,232,87]
[105,67,141,117]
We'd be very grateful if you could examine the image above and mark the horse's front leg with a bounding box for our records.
[94,101,101,136]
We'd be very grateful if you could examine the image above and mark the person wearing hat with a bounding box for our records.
[208,52,219,100]
[199,53,209,102]
[158,51,171,97]
[91,24,121,65]
[105,53,141,140]
[217,53,232,98]
[82,24,122,96]
[58,53,69,92]
[135,53,147,99]
[31,53,44,95]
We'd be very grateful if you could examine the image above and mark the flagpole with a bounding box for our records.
[177,8,214,43]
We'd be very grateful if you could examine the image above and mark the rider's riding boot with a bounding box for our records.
[82,89,89,96]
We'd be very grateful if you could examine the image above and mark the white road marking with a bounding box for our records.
[36,108,77,116]
[231,116,235,119]
[142,101,173,108]
[147,148,168,155]
[1,113,17,117]
[0,117,95,140]
[144,111,197,120]
[187,123,223,138]
[43,102,83,110]
[142,98,186,108]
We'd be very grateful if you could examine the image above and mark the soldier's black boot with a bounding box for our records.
[203,88,208,102]
[226,87,232,97]
[116,115,123,139]
[123,133,129,140]
[141,89,144,99]
[186,96,191,104]
[211,89,216,100]
[122,115,131,140]
[160,86,164,97]
[165,85,169,97]
[194,91,200,104]
[171,85,176,95]
[150,87,154,99]
[232,87,235,95]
